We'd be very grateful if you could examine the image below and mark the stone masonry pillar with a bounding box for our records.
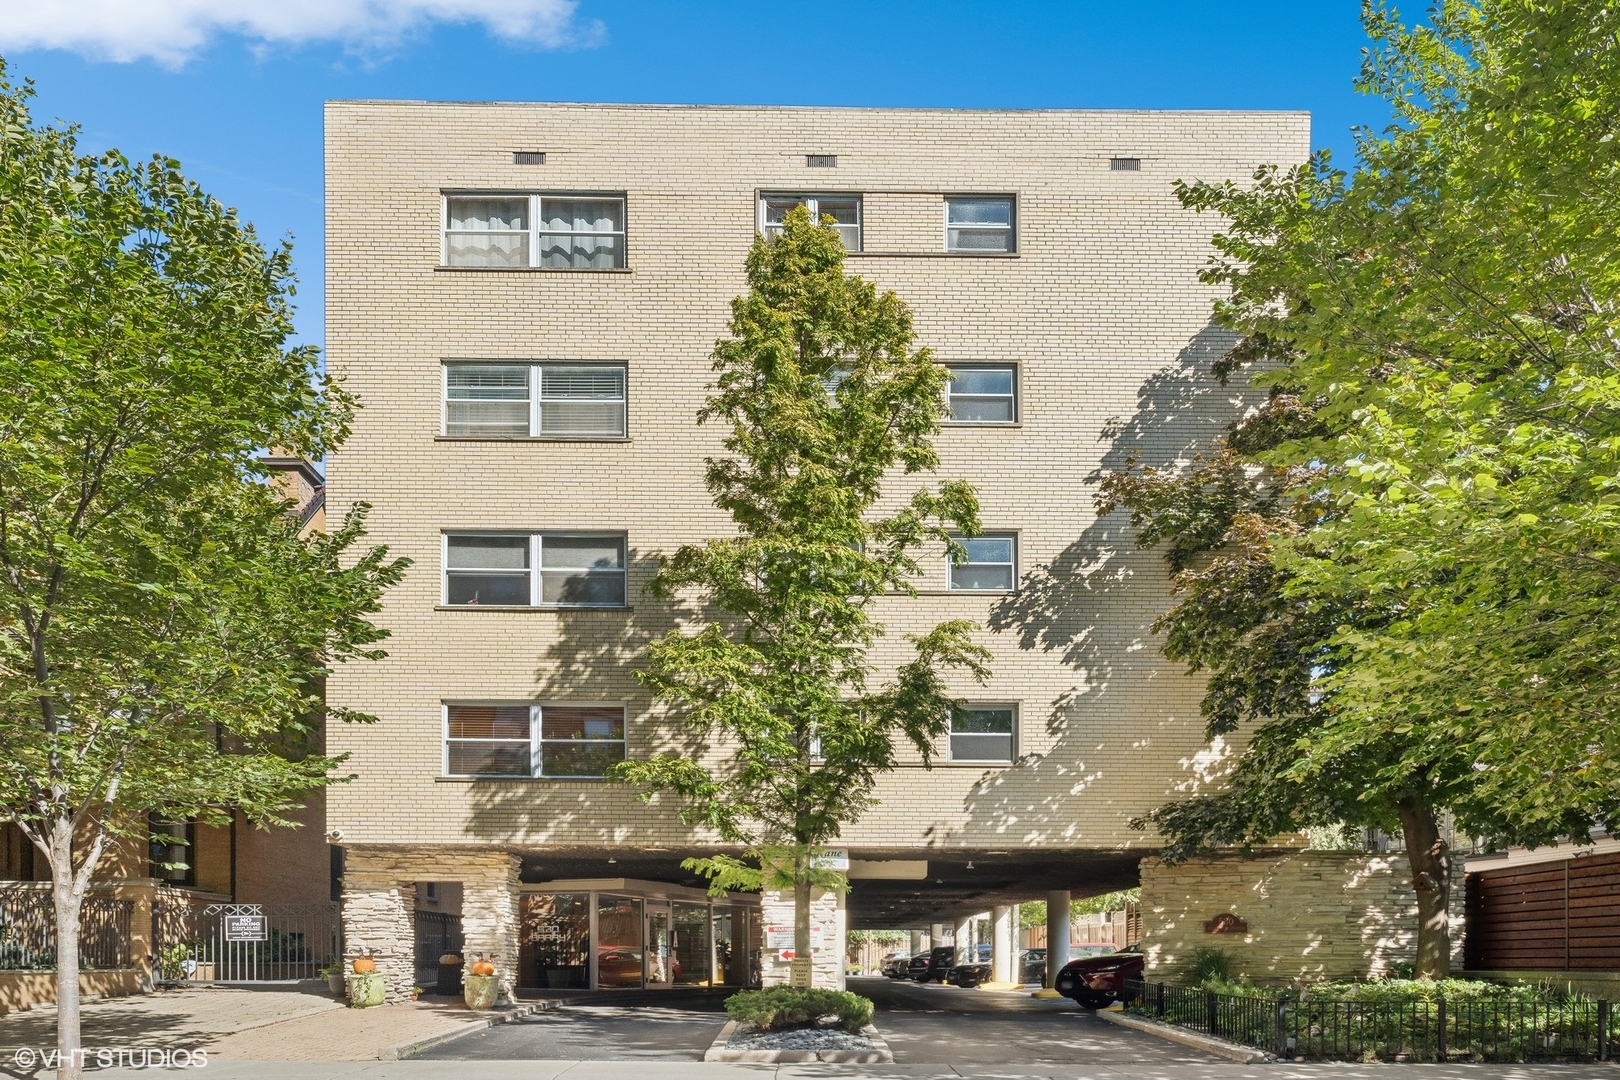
[1045,890,1071,989]
[760,884,844,989]
[461,852,522,1004]
[991,904,1014,984]
[341,853,416,1002]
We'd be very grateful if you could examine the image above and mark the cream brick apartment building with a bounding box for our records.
[323,101,1310,999]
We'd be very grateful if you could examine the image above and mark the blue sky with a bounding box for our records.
[1,2,1387,350]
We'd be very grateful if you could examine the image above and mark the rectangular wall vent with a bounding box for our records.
[1109,157,1142,171]
[513,151,547,165]
[806,154,837,168]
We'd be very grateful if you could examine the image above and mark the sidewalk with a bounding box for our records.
[0,984,525,1063]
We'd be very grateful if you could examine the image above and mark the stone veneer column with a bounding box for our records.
[461,853,522,1004]
[341,853,416,1002]
[759,885,845,989]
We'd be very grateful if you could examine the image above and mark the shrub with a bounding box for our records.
[724,987,874,1033]
[1188,947,1235,986]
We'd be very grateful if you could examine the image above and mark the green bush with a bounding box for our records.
[1188,947,1235,986]
[724,987,874,1032]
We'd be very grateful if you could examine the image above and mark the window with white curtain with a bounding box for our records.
[760,194,861,250]
[444,362,626,438]
[443,195,626,269]
[444,532,627,608]
[948,706,1016,763]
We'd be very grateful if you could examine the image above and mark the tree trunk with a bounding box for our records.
[51,820,85,1080]
[1395,795,1452,979]
[793,848,812,969]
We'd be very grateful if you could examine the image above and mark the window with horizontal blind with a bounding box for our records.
[760,194,861,250]
[443,703,626,778]
[444,532,627,608]
[949,706,1016,763]
[945,197,1016,253]
[444,362,626,439]
[443,195,626,269]
[950,534,1016,592]
[944,365,1016,423]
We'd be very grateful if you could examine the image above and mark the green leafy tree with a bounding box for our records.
[0,64,405,1075]
[1102,0,1620,977]
[615,206,990,972]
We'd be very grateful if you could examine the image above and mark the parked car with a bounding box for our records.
[1020,947,1046,985]
[909,945,955,982]
[1053,943,1144,1009]
[881,953,911,978]
[945,943,991,987]
[905,952,934,980]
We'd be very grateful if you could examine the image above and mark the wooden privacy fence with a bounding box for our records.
[1027,903,1140,950]
[1466,851,1620,972]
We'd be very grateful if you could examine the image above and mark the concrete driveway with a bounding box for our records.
[415,997,728,1061]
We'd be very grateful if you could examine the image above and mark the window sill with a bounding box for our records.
[844,251,1020,259]
[435,266,634,274]
[435,436,632,443]
[434,605,634,613]
[436,775,612,783]
[909,590,1018,597]
[941,422,1022,429]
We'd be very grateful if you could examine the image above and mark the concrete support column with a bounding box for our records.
[910,929,925,955]
[461,853,521,1004]
[954,915,973,955]
[991,904,1014,984]
[1045,890,1071,989]
[929,922,944,948]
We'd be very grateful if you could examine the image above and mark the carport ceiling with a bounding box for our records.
[516,846,1146,929]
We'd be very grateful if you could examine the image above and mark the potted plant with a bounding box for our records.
[346,952,385,1008]
[462,953,498,1010]
[410,985,424,1001]
[320,963,344,995]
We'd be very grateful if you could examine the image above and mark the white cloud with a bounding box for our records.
[0,0,601,66]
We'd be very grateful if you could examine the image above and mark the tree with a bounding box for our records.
[615,206,990,975]
[0,63,405,1076]
[1102,0,1620,977]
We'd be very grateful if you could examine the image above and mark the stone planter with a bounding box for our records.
[347,972,385,1008]
[462,974,498,1010]
[327,970,345,995]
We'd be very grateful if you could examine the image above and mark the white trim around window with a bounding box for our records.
[759,194,862,251]
[442,532,628,608]
[443,361,628,439]
[948,704,1018,763]
[943,364,1017,424]
[442,193,627,269]
[949,533,1017,592]
[944,196,1016,253]
[442,702,628,779]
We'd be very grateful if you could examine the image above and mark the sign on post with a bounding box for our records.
[789,958,814,988]
[223,915,268,942]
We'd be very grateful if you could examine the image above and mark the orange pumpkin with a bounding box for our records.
[352,956,376,974]
[470,960,495,977]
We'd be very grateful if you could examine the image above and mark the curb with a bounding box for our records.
[385,1001,554,1059]
[1097,1008,1273,1064]
[703,1020,894,1063]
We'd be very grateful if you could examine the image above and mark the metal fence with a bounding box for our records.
[415,910,463,988]
[0,888,134,971]
[1128,979,1612,1063]
[153,897,340,983]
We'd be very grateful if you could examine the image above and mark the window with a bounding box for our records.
[443,195,626,269]
[950,534,1016,591]
[945,365,1016,423]
[444,533,627,608]
[444,363,626,438]
[149,816,196,885]
[444,704,627,778]
[950,706,1016,763]
[760,194,861,250]
[945,197,1015,253]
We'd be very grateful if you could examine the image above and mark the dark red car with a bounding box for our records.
[1053,943,1143,1009]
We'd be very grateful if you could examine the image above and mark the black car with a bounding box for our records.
[905,952,934,981]
[912,945,955,983]
[945,943,992,987]
[1021,947,1047,985]
[1053,943,1145,1009]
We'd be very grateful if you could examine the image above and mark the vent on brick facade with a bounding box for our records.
[806,154,837,168]
[1109,157,1142,171]
[513,151,547,165]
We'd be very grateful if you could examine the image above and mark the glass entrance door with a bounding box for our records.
[644,905,673,988]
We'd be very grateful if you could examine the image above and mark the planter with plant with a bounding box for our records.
[346,954,385,1008]
[462,955,498,1010]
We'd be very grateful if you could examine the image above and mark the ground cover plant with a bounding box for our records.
[725,987,875,1033]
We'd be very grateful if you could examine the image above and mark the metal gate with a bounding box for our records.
[154,899,341,983]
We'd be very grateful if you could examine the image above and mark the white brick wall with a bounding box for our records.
[323,102,1311,857]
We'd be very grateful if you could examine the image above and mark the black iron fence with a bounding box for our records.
[1127,979,1612,1063]
[0,888,134,971]
[153,896,340,982]
[415,910,463,989]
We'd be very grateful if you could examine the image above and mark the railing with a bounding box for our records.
[153,898,340,982]
[0,888,134,971]
[1127,979,1612,1063]
[415,910,463,988]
